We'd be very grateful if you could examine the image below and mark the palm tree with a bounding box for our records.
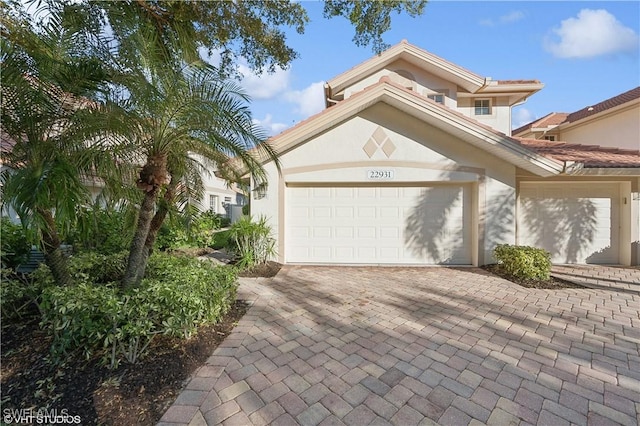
[1,11,125,285]
[117,61,278,288]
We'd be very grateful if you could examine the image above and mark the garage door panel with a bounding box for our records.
[335,207,354,218]
[286,185,471,265]
[519,183,619,264]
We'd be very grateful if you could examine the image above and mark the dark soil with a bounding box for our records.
[482,264,585,289]
[1,300,248,426]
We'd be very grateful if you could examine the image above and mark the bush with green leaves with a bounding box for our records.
[39,252,238,368]
[157,211,225,250]
[212,229,232,250]
[1,268,46,320]
[191,211,223,248]
[1,217,31,269]
[493,244,551,280]
[67,251,128,284]
[227,215,275,269]
[71,208,135,254]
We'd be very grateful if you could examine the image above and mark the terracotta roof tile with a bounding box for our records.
[512,112,568,135]
[565,86,640,123]
[512,86,640,135]
[514,138,640,168]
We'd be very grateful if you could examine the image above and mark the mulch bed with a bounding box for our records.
[482,264,585,289]
[238,261,282,278]
[1,300,249,426]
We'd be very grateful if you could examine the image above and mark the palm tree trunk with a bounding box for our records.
[38,209,72,286]
[135,182,177,283]
[123,153,169,288]
[122,189,158,288]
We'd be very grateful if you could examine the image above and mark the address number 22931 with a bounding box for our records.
[367,170,394,179]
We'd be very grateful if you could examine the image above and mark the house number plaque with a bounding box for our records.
[367,170,394,179]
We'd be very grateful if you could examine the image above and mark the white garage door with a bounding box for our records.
[519,183,619,264]
[286,185,471,265]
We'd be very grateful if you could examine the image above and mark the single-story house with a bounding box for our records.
[250,40,640,266]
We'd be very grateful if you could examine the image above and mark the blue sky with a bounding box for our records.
[230,1,640,136]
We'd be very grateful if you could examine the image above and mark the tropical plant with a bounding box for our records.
[0,217,30,269]
[0,9,129,285]
[227,215,276,269]
[39,252,238,368]
[117,58,279,288]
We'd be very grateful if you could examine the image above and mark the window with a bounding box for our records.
[474,99,491,115]
[543,135,556,141]
[427,94,445,104]
[209,195,219,213]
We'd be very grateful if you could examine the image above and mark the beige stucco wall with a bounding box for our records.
[252,102,518,265]
[190,154,245,214]
[343,59,459,108]
[559,105,640,150]
[457,96,513,135]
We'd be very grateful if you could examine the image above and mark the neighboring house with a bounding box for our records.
[197,155,247,217]
[249,40,640,266]
[0,134,245,223]
[513,87,640,150]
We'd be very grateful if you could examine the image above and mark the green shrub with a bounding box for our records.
[493,244,551,280]
[211,229,232,250]
[39,252,238,368]
[1,269,44,320]
[191,211,222,248]
[242,204,249,216]
[157,220,190,250]
[219,216,231,228]
[68,251,128,284]
[227,215,275,269]
[1,218,31,269]
[71,208,135,254]
[157,211,225,250]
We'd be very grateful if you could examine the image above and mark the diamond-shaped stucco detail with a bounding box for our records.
[382,139,396,157]
[371,127,388,146]
[363,139,377,158]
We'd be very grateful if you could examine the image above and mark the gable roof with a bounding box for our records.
[513,86,640,135]
[325,40,543,105]
[512,112,569,135]
[565,86,640,124]
[515,138,640,169]
[251,77,565,177]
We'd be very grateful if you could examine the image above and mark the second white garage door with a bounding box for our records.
[518,183,620,264]
[286,185,472,265]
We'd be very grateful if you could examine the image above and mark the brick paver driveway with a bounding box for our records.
[160,266,640,426]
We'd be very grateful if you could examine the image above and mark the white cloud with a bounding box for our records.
[284,81,326,118]
[252,114,288,136]
[512,108,536,129]
[545,9,639,59]
[198,47,222,67]
[479,18,494,27]
[239,64,291,100]
[479,11,525,27]
[501,11,524,24]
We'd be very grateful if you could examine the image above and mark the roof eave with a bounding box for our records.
[327,41,485,98]
[564,167,640,176]
[260,82,565,178]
